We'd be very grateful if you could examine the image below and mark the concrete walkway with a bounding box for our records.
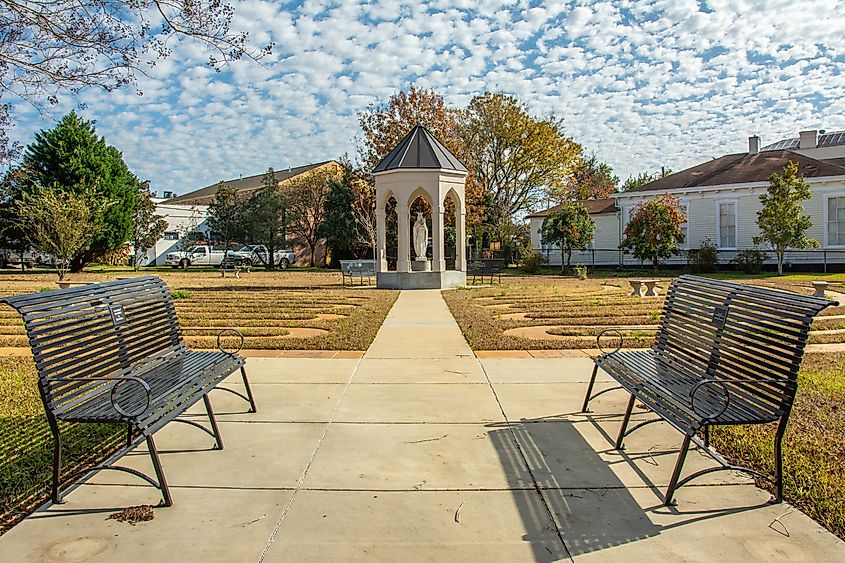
[1,290,843,561]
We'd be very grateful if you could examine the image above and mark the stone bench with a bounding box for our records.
[629,279,659,297]
[812,280,828,298]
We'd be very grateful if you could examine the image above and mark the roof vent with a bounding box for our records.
[799,130,818,149]
[748,135,761,154]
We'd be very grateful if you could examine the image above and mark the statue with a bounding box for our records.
[413,212,428,260]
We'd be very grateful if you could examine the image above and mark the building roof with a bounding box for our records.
[627,150,845,193]
[763,130,845,150]
[372,125,467,173]
[167,160,338,205]
[527,198,618,219]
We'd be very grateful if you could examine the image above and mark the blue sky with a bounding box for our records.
[9,0,845,197]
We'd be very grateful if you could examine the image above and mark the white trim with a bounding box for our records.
[613,174,845,201]
[823,192,845,248]
[716,199,739,250]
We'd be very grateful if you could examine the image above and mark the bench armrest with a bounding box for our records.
[217,328,245,355]
[689,378,798,421]
[596,327,660,355]
[52,376,151,418]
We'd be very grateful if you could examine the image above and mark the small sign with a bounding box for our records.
[712,305,728,329]
[109,304,126,325]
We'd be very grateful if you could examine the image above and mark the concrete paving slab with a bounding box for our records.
[92,421,324,489]
[333,383,505,424]
[265,490,565,562]
[354,358,487,384]
[364,327,473,359]
[241,357,358,383]
[545,484,845,561]
[188,383,347,422]
[481,358,612,384]
[302,423,532,491]
[0,485,292,563]
[491,382,637,420]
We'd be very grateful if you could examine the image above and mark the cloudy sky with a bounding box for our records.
[9,0,845,198]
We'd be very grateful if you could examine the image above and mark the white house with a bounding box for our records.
[528,198,621,266]
[143,203,210,266]
[531,129,845,268]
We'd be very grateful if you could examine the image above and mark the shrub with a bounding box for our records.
[520,250,547,274]
[733,248,767,274]
[574,263,588,280]
[170,290,192,300]
[687,238,718,273]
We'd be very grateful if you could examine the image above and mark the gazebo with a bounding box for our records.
[373,126,468,289]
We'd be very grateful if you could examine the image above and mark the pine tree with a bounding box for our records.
[21,111,139,271]
[318,174,357,265]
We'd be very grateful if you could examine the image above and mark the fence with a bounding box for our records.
[533,247,845,273]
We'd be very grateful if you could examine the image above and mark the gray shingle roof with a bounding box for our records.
[372,125,467,173]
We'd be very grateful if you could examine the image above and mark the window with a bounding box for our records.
[163,231,178,240]
[717,201,737,249]
[828,197,845,246]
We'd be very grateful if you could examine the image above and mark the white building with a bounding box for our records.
[143,203,210,266]
[530,129,845,268]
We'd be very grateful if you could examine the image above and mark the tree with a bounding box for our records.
[207,181,244,260]
[564,154,618,200]
[319,173,358,265]
[620,168,673,192]
[620,194,687,271]
[288,165,340,267]
[21,111,139,271]
[0,1,272,163]
[754,161,818,275]
[350,173,377,258]
[243,168,289,270]
[540,201,596,272]
[460,92,582,254]
[15,186,111,280]
[0,166,31,266]
[131,181,167,269]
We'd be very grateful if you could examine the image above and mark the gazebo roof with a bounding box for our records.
[372,125,468,174]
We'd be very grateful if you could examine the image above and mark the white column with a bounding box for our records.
[432,205,446,272]
[456,211,466,272]
[376,205,387,272]
[397,203,410,272]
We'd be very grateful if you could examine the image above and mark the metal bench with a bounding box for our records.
[220,256,251,278]
[1,276,256,507]
[468,259,504,285]
[339,260,376,286]
[582,274,831,506]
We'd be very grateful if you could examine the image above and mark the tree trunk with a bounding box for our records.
[777,250,784,276]
[653,256,659,272]
[309,242,316,267]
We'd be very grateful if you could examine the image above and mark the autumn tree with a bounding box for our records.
[0,1,272,163]
[620,194,687,271]
[207,181,245,260]
[131,181,167,269]
[16,186,112,280]
[540,201,595,272]
[754,161,818,275]
[288,166,340,267]
[350,173,377,257]
[20,112,139,271]
[620,168,673,192]
[565,154,618,200]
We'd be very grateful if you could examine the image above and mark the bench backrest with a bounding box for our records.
[656,275,831,414]
[1,276,184,413]
[468,259,504,273]
[340,260,376,276]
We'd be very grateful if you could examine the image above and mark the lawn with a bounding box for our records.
[444,272,845,540]
[0,268,397,533]
[0,269,398,351]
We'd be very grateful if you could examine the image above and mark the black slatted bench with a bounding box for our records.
[1,276,256,507]
[339,260,376,286]
[468,259,504,285]
[582,274,831,506]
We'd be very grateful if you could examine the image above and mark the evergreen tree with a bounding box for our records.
[207,181,245,260]
[318,175,357,265]
[21,111,139,271]
[243,168,289,270]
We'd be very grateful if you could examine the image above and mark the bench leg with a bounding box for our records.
[774,416,788,502]
[126,424,134,448]
[241,365,257,413]
[615,394,636,449]
[203,394,224,450]
[49,421,65,504]
[147,435,173,507]
[665,434,692,506]
[581,364,599,412]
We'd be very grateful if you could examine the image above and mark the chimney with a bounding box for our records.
[748,135,761,154]
[799,130,818,149]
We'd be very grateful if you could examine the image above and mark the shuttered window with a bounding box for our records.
[718,202,737,249]
[828,197,845,246]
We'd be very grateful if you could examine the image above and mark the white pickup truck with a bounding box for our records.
[227,245,296,269]
[166,245,229,269]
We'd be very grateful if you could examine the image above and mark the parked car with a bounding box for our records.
[166,245,230,269]
[227,245,295,269]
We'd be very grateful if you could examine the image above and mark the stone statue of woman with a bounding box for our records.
[412,212,428,260]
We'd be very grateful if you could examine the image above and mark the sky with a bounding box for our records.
[8,0,845,198]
